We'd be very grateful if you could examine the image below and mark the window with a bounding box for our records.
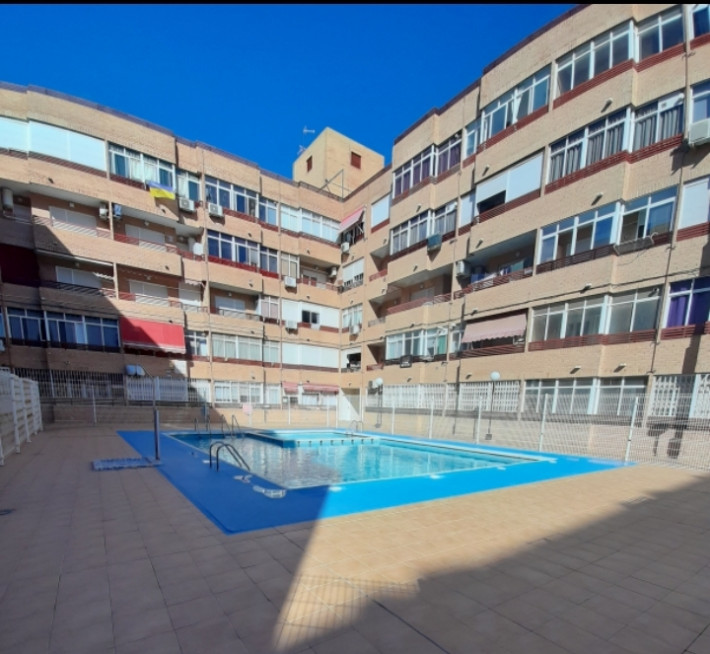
[637,7,683,61]
[233,186,257,217]
[129,280,169,306]
[433,202,457,236]
[185,330,208,357]
[301,209,339,242]
[280,252,299,279]
[393,147,435,198]
[385,327,446,360]
[650,374,710,419]
[632,92,684,150]
[390,211,430,255]
[205,176,231,208]
[464,120,479,158]
[259,296,280,321]
[258,197,277,225]
[301,310,319,325]
[666,276,710,327]
[556,24,631,95]
[692,80,710,122]
[342,259,364,289]
[678,177,710,229]
[539,203,616,264]
[306,156,312,172]
[531,296,604,341]
[524,378,595,414]
[370,194,390,228]
[207,230,261,268]
[481,67,550,142]
[56,266,101,289]
[597,377,646,416]
[619,187,676,242]
[350,152,361,169]
[177,170,201,201]
[109,144,174,188]
[263,341,280,364]
[607,288,660,333]
[50,206,97,230]
[693,5,710,38]
[342,304,363,329]
[548,110,628,182]
[212,333,262,361]
[260,246,278,274]
[7,308,45,343]
[436,132,461,175]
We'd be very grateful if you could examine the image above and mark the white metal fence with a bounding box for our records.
[0,370,42,465]
[362,392,710,471]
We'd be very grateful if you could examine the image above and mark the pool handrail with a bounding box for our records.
[231,415,242,438]
[348,419,364,437]
[209,441,250,472]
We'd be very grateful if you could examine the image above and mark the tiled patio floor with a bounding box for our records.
[1,424,709,654]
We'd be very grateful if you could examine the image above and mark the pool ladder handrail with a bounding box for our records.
[209,441,250,472]
[348,419,364,437]
[204,415,211,436]
[220,414,229,438]
[231,415,242,438]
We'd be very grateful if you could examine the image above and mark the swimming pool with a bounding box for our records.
[171,430,539,489]
[117,428,627,534]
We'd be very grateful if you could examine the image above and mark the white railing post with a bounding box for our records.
[428,404,434,439]
[19,380,30,444]
[538,395,549,451]
[475,403,482,444]
[288,401,292,426]
[326,405,330,428]
[11,378,20,453]
[390,404,395,435]
[91,386,97,425]
[624,397,639,463]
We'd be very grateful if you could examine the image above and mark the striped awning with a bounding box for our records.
[282,381,299,394]
[339,207,364,233]
[119,317,185,353]
[461,313,527,344]
[302,383,340,394]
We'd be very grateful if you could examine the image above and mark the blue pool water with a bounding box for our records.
[117,428,628,534]
[171,431,536,489]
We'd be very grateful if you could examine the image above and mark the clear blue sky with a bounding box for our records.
[3,4,574,178]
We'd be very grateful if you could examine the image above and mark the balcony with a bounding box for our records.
[386,292,451,316]
[455,267,533,299]
[113,232,203,261]
[117,291,207,313]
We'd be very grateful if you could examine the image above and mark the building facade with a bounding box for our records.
[1,3,709,422]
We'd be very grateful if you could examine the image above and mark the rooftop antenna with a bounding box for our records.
[303,126,315,135]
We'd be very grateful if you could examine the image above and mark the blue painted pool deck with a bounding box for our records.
[118,430,629,535]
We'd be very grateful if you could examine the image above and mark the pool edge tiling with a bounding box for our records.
[118,429,629,535]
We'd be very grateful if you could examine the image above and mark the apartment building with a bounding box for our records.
[1,3,709,423]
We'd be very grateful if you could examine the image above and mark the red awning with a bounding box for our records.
[282,381,299,394]
[461,313,527,344]
[339,207,364,233]
[302,383,340,394]
[119,317,186,353]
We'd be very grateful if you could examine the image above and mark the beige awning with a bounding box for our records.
[339,208,364,233]
[461,313,527,344]
[282,381,299,393]
[302,383,340,394]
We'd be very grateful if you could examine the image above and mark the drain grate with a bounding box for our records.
[0,509,15,516]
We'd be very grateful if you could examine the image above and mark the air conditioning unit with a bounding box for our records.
[98,203,109,219]
[427,233,442,251]
[340,241,350,254]
[455,260,470,276]
[349,323,361,335]
[284,276,297,288]
[613,235,654,256]
[178,197,196,213]
[208,202,224,218]
[688,118,710,147]
[329,266,338,277]
[285,320,298,331]
[400,355,412,368]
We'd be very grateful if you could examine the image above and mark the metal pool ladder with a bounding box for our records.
[231,415,242,438]
[348,419,363,437]
[209,441,250,472]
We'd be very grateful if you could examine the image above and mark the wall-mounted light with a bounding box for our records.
[602,98,613,111]
[582,283,592,291]
[618,363,627,369]
[571,365,581,372]
[482,165,489,175]
[593,191,604,204]
[470,307,478,314]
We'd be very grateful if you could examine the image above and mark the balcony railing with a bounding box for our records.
[40,280,116,297]
[454,267,533,299]
[34,214,111,239]
[117,292,207,312]
[368,317,386,327]
[369,269,387,281]
[298,277,339,291]
[386,292,451,315]
[210,307,263,321]
[366,363,384,371]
